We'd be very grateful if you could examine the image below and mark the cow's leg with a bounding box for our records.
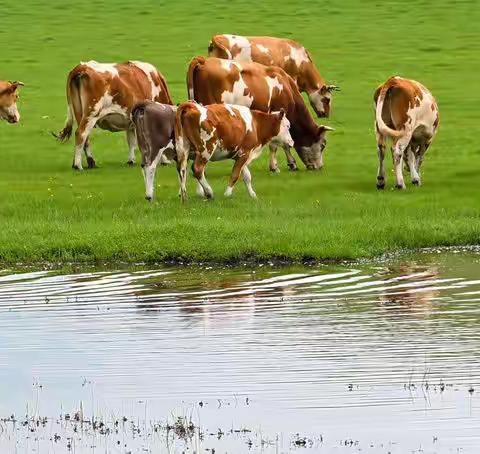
[192,154,213,199]
[143,148,166,201]
[416,142,430,174]
[269,144,280,173]
[242,166,257,199]
[392,136,410,190]
[73,117,96,170]
[176,139,190,202]
[407,146,421,186]
[126,128,137,166]
[284,146,298,171]
[83,138,96,169]
[376,134,387,189]
[225,155,249,197]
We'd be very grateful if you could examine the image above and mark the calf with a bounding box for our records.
[131,101,176,201]
[374,76,439,189]
[208,34,339,117]
[187,56,333,172]
[175,102,294,201]
[0,80,23,124]
[54,60,173,170]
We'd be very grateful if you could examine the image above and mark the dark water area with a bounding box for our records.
[1,251,480,453]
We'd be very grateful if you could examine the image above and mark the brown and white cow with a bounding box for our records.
[208,34,339,118]
[374,76,439,189]
[0,80,23,124]
[131,101,177,201]
[175,102,294,201]
[187,56,333,172]
[54,61,173,170]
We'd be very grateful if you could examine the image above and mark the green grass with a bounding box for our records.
[0,0,479,264]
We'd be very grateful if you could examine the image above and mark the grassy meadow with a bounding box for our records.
[0,0,479,264]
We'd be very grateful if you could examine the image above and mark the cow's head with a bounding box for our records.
[270,109,294,148]
[0,81,23,124]
[308,84,339,118]
[296,125,334,170]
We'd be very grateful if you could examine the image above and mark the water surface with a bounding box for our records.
[1,251,480,452]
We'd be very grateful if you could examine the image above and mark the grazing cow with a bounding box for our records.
[208,34,339,117]
[187,56,333,172]
[131,101,177,201]
[374,76,439,189]
[0,80,23,124]
[54,60,173,170]
[175,102,294,201]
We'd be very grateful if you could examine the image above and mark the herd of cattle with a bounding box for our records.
[0,34,440,200]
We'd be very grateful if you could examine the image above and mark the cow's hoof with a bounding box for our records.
[376,182,385,190]
[87,157,96,169]
[72,164,83,171]
[145,195,153,202]
[288,164,299,171]
[127,160,135,167]
[269,167,280,174]
[395,184,406,190]
[412,179,421,186]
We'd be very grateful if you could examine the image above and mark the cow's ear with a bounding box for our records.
[277,108,286,120]
[9,81,24,91]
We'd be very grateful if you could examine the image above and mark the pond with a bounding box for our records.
[1,251,480,453]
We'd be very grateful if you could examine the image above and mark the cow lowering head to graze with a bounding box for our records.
[187,56,334,172]
[0,80,24,124]
[208,35,339,118]
[131,101,177,201]
[374,76,439,190]
[54,61,173,170]
[175,102,293,201]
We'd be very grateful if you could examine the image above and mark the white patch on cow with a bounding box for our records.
[265,76,283,105]
[224,34,252,62]
[230,105,253,132]
[95,92,128,118]
[219,59,242,72]
[225,105,236,116]
[195,103,208,123]
[130,60,162,99]
[221,75,253,107]
[284,45,310,67]
[224,186,234,197]
[83,61,119,77]
[308,90,330,115]
[275,116,294,147]
[2,103,20,122]
[256,44,270,54]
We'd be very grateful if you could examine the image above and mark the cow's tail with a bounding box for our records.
[131,102,150,155]
[157,71,174,105]
[186,56,206,100]
[53,70,85,142]
[208,35,232,59]
[375,82,404,138]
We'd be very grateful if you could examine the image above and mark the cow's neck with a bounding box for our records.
[299,64,325,95]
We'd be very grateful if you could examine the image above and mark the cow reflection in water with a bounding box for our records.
[376,262,440,313]
[135,272,300,327]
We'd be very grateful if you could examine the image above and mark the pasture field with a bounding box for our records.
[0,0,479,264]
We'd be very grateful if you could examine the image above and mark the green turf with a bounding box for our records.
[0,0,479,264]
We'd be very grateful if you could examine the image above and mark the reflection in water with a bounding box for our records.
[1,253,480,453]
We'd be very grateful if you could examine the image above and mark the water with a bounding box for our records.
[1,251,480,453]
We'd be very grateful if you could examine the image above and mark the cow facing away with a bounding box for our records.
[187,56,333,172]
[131,101,177,201]
[208,34,339,118]
[54,61,173,170]
[0,80,24,124]
[374,76,439,189]
[175,102,294,201]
